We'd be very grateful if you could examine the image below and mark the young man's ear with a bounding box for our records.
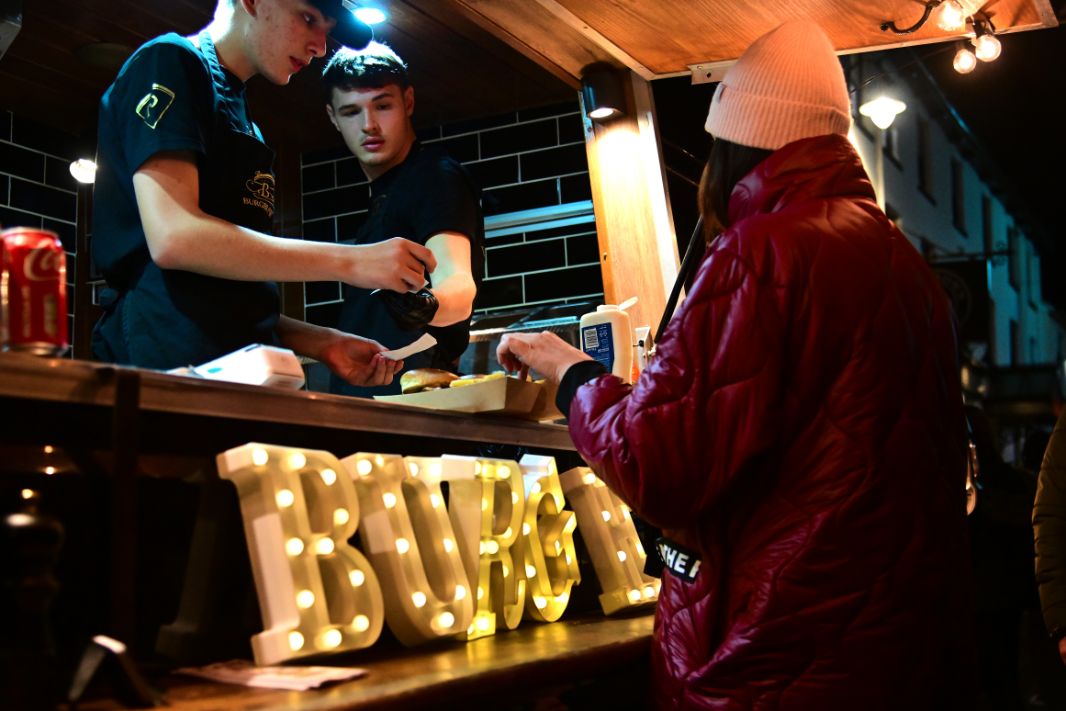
[404,86,415,118]
[238,0,259,19]
[325,102,339,131]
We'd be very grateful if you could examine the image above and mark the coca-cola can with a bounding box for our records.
[1,227,69,356]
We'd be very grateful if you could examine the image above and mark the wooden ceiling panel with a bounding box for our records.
[550,0,1056,74]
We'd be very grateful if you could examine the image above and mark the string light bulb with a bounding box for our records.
[935,0,967,31]
[973,33,1001,62]
[953,45,978,74]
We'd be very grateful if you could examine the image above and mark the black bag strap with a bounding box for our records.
[654,216,706,346]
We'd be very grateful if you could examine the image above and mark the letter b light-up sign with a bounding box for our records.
[217,443,385,666]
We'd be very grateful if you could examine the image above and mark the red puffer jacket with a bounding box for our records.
[569,134,972,709]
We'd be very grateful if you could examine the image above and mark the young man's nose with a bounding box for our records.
[308,30,328,59]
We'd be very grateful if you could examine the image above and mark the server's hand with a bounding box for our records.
[345,238,437,292]
[375,288,439,330]
[320,333,403,387]
[496,332,592,384]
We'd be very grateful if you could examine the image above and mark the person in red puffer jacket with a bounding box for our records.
[498,19,974,710]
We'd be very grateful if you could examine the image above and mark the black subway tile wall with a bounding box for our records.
[1,110,81,354]
[301,100,604,323]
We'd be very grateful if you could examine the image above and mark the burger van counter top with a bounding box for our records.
[0,352,577,460]
[76,613,654,710]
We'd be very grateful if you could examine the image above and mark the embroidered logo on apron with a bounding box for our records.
[243,171,276,218]
[135,84,176,130]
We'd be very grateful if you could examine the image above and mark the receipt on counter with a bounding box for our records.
[381,333,437,361]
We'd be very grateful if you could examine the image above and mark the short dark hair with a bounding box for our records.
[322,41,408,98]
[697,138,772,243]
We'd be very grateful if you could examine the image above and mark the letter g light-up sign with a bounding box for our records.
[217,443,384,666]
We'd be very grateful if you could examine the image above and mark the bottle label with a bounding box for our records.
[581,323,614,372]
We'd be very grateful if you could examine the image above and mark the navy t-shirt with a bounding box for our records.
[93,33,216,286]
[331,143,484,397]
[91,33,282,369]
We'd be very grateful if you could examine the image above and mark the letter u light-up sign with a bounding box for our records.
[217,444,658,665]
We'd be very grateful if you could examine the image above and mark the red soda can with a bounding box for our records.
[1,227,69,356]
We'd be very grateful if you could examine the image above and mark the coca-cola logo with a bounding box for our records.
[24,248,62,282]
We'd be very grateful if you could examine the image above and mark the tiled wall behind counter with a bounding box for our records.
[300,100,604,327]
[1,109,82,354]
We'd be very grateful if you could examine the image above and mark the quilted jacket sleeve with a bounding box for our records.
[568,239,786,529]
[1035,408,1066,637]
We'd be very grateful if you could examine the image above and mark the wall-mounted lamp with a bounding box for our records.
[580,63,626,123]
[859,96,907,130]
[880,1,1002,74]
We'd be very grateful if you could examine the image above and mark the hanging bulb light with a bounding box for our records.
[936,0,968,32]
[953,45,978,74]
[972,32,1001,62]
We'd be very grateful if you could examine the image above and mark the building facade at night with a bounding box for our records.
[848,53,1063,373]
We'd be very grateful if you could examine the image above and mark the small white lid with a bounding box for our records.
[597,304,620,312]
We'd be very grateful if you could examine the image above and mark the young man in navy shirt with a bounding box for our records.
[321,42,483,397]
[92,0,436,387]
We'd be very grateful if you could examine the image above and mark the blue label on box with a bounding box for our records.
[581,323,614,372]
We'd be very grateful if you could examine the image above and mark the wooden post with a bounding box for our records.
[581,71,679,339]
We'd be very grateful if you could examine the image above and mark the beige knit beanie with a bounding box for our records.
[704,19,851,150]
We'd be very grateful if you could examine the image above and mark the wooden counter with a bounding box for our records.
[78,614,655,710]
[0,352,576,459]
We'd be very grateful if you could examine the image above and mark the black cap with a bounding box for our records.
[311,1,374,50]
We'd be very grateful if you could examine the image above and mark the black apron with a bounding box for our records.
[92,32,280,370]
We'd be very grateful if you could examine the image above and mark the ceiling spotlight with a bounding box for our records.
[972,32,1001,62]
[859,96,907,130]
[69,158,98,184]
[353,5,387,25]
[580,62,626,123]
[953,45,978,74]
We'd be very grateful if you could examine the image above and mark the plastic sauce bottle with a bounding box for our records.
[580,304,633,383]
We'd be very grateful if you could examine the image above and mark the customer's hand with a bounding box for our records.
[345,238,437,292]
[496,332,592,384]
[320,333,403,387]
